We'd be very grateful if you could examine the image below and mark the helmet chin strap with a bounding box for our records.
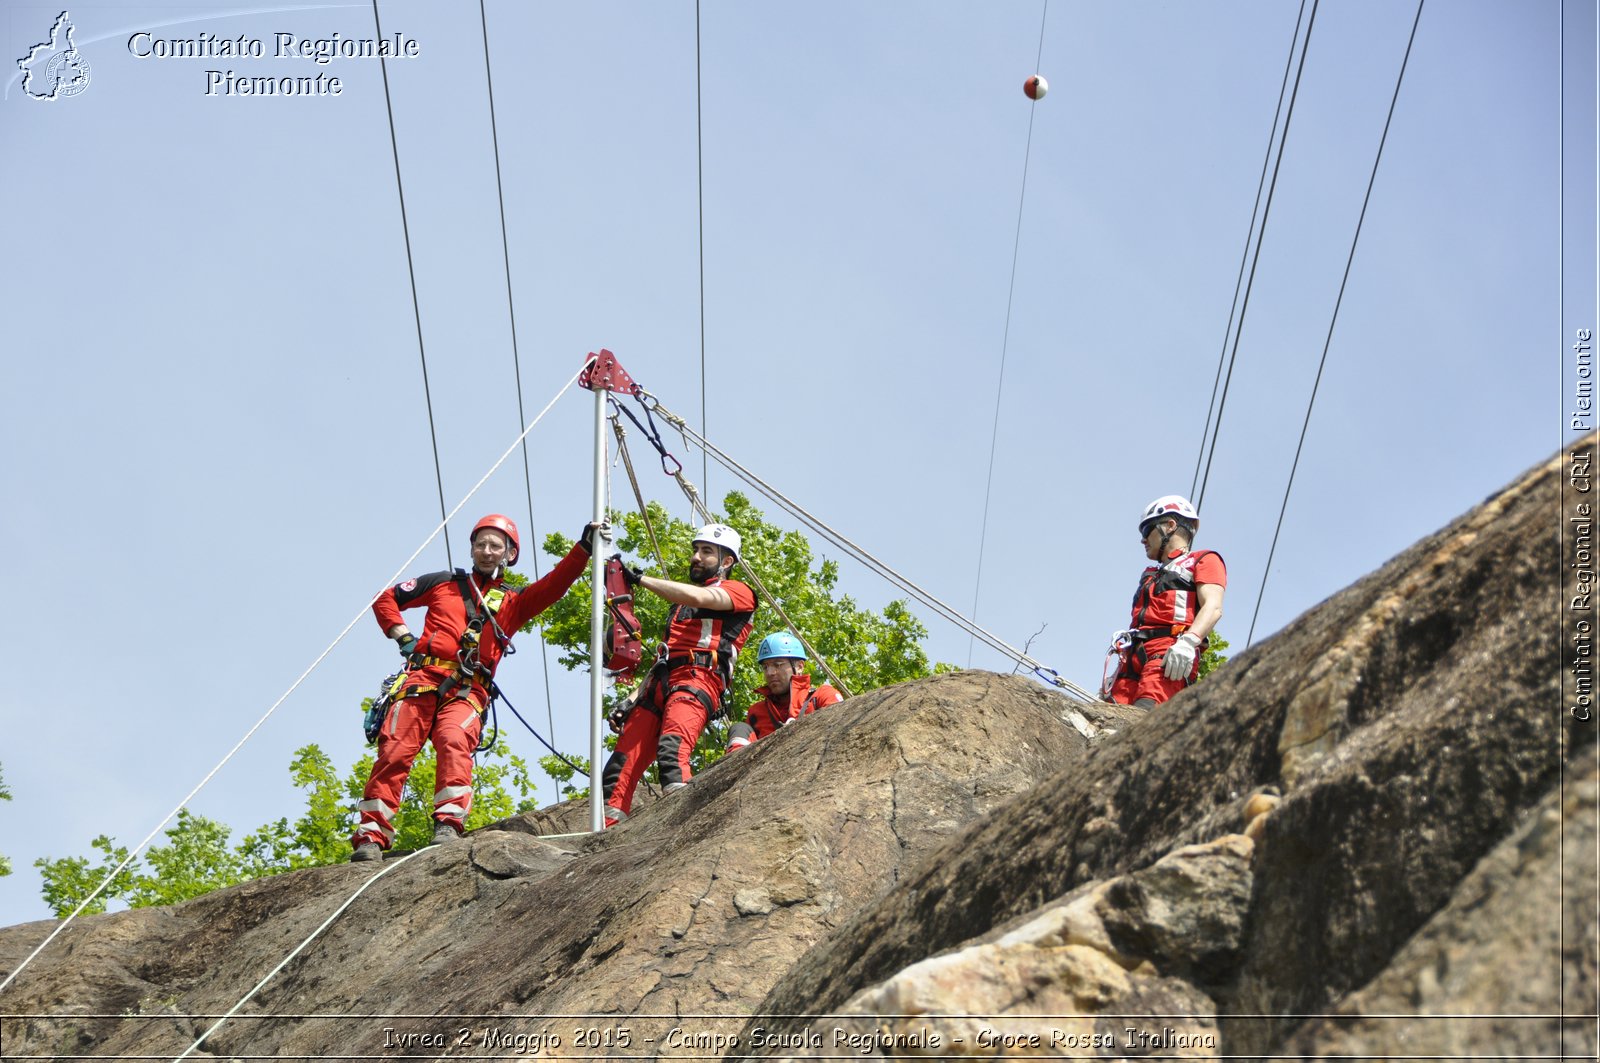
[1156,521,1194,560]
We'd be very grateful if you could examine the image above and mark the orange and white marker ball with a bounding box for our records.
[1024,75,1048,100]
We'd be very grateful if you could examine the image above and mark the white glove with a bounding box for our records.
[1162,633,1202,681]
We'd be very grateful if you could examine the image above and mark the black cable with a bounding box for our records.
[476,0,561,803]
[1247,0,1425,647]
[1194,0,1322,515]
[493,684,586,776]
[1191,0,1309,501]
[967,0,1050,667]
[372,0,452,567]
[695,0,710,500]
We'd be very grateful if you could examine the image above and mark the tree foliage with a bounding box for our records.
[33,742,541,917]
[533,491,939,789]
[1198,630,1230,680]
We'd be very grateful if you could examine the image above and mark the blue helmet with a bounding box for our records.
[756,632,807,663]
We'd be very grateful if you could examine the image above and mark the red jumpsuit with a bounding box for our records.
[602,577,756,817]
[1109,548,1226,706]
[727,673,842,750]
[354,543,589,849]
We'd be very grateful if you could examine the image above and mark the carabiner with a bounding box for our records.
[1033,666,1069,690]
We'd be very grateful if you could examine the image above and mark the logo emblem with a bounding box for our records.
[18,11,91,101]
[399,578,418,593]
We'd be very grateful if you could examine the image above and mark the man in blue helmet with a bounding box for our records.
[727,631,842,752]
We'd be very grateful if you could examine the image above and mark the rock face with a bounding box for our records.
[0,438,1592,1061]
[1281,756,1597,1059]
[790,835,1255,1061]
[0,672,1129,1059]
[736,437,1594,1056]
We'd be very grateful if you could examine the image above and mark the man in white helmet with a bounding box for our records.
[1106,496,1227,707]
[601,523,757,826]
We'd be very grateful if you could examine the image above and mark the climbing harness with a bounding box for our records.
[608,647,737,736]
[1099,628,1156,699]
[360,569,513,749]
[1130,551,1221,633]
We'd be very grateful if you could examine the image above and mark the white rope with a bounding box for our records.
[644,394,1098,702]
[0,360,591,998]
[170,850,422,1062]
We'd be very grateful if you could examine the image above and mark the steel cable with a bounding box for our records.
[1247,0,1426,646]
[373,0,452,567]
[475,0,562,801]
[969,0,1051,666]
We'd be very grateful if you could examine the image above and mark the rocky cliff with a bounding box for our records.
[0,436,1593,1061]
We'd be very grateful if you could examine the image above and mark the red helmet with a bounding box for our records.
[471,514,520,564]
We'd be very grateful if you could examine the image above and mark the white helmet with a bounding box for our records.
[693,523,741,561]
[1139,495,1199,536]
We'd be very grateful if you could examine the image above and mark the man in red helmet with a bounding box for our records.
[1105,495,1227,708]
[352,514,603,861]
[600,523,756,827]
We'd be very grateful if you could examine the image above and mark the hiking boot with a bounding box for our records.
[663,782,689,795]
[432,822,463,846]
[603,806,627,829]
[350,842,382,863]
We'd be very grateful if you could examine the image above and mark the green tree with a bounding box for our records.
[535,491,939,786]
[36,834,137,916]
[1198,630,1230,680]
[34,741,541,917]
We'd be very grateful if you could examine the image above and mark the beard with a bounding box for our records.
[688,559,718,584]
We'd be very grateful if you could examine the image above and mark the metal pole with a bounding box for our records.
[589,385,607,832]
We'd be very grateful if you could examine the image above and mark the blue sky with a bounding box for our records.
[0,0,1592,928]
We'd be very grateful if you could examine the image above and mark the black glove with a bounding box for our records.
[395,634,418,660]
[607,705,630,735]
[578,521,606,554]
[620,562,644,589]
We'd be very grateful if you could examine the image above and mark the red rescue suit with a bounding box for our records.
[728,673,842,750]
[354,543,589,848]
[602,577,756,816]
[1109,548,1227,706]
